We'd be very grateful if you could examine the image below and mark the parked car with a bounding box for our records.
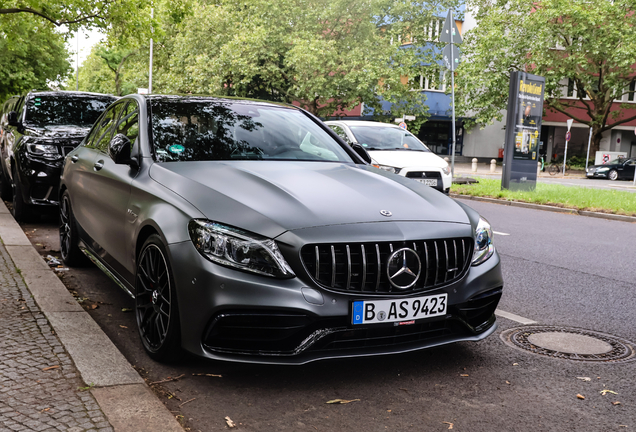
[325,120,452,193]
[60,94,503,364]
[0,91,117,220]
[586,157,636,181]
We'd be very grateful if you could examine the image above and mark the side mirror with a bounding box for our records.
[7,111,19,127]
[351,143,372,164]
[108,133,137,167]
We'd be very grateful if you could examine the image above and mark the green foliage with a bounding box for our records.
[451,178,636,216]
[0,13,70,101]
[456,0,636,151]
[76,0,461,120]
[158,0,458,118]
[0,0,153,36]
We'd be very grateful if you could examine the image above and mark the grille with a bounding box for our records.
[405,171,442,179]
[300,238,473,295]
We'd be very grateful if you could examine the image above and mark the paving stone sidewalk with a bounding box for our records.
[0,244,114,432]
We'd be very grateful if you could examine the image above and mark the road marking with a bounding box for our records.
[493,231,510,236]
[495,309,537,325]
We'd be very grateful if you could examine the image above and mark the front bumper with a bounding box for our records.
[401,168,452,194]
[586,170,608,179]
[15,157,63,206]
[168,223,503,365]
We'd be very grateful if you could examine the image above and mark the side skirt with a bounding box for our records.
[80,243,136,299]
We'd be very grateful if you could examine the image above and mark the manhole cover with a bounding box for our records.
[501,326,636,363]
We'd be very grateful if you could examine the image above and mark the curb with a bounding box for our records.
[451,193,636,223]
[0,201,183,432]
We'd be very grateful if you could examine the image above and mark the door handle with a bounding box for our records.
[94,160,104,171]
[71,155,79,163]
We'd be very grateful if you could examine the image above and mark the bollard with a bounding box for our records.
[490,159,497,173]
[471,158,478,172]
[537,161,541,176]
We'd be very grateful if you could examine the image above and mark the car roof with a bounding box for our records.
[142,94,299,111]
[325,120,402,129]
[26,90,117,98]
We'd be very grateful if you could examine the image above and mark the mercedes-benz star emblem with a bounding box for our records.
[386,248,422,289]
[380,210,392,217]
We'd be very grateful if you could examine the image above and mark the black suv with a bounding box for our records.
[0,91,117,220]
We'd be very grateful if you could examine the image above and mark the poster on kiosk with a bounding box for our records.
[502,71,546,191]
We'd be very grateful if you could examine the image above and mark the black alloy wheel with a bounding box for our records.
[608,169,618,181]
[135,234,182,362]
[59,192,87,266]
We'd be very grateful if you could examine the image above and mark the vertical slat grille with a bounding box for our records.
[301,237,473,295]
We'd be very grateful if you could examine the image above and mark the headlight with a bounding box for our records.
[472,216,495,266]
[441,164,451,175]
[373,163,401,174]
[27,143,62,161]
[188,220,295,278]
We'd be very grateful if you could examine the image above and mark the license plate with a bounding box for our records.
[352,294,447,325]
[416,178,438,186]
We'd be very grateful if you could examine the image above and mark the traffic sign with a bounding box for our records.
[440,10,462,45]
[398,122,407,130]
[565,131,571,141]
[443,44,460,71]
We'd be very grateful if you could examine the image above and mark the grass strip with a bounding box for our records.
[451,178,636,216]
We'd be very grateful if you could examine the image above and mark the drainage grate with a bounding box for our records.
[501,326,636,363]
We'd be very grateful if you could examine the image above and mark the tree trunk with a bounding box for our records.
[590,127,603,155]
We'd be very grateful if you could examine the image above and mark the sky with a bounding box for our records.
[67,28,105,70]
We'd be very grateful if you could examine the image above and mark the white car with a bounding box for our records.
[326,120,452,193]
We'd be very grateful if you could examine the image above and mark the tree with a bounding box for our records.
[0,0,152,34]
[94,45,137,96]
[456,0,636,152]
[0,13,70,101]
[75,0,193,96]
[162,0,456,119]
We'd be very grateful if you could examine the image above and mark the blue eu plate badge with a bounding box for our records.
[352,301,364,324]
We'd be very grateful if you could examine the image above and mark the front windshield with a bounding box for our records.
[24,95,115,128]
[149,99,353,163]
[349,125,430,152]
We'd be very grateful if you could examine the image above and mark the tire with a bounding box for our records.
[0,171,12,201]
[59,191,88,266]
[608,169,618,181]
[548,164,559,176]
[135,234,182,362]
[11,170,31,222]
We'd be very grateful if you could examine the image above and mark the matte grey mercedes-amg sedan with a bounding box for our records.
[59,94,503,364]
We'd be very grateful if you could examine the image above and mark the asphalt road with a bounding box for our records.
[20,200,636,432]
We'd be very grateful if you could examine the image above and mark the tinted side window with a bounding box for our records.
[328,125,351,144]
[94,102,126,152]
[115,101,139,144]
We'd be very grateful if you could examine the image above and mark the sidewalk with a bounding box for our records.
[0,201,183,432]
[450,161,586,178]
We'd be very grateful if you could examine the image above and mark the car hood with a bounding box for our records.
[24,124,91,139]
[368,150,448,169]
[149,161,470,238]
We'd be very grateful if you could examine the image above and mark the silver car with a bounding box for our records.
[59,95,503,364]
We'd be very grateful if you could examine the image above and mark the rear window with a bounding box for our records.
[149,99,353,163]
[24,95,115,128]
